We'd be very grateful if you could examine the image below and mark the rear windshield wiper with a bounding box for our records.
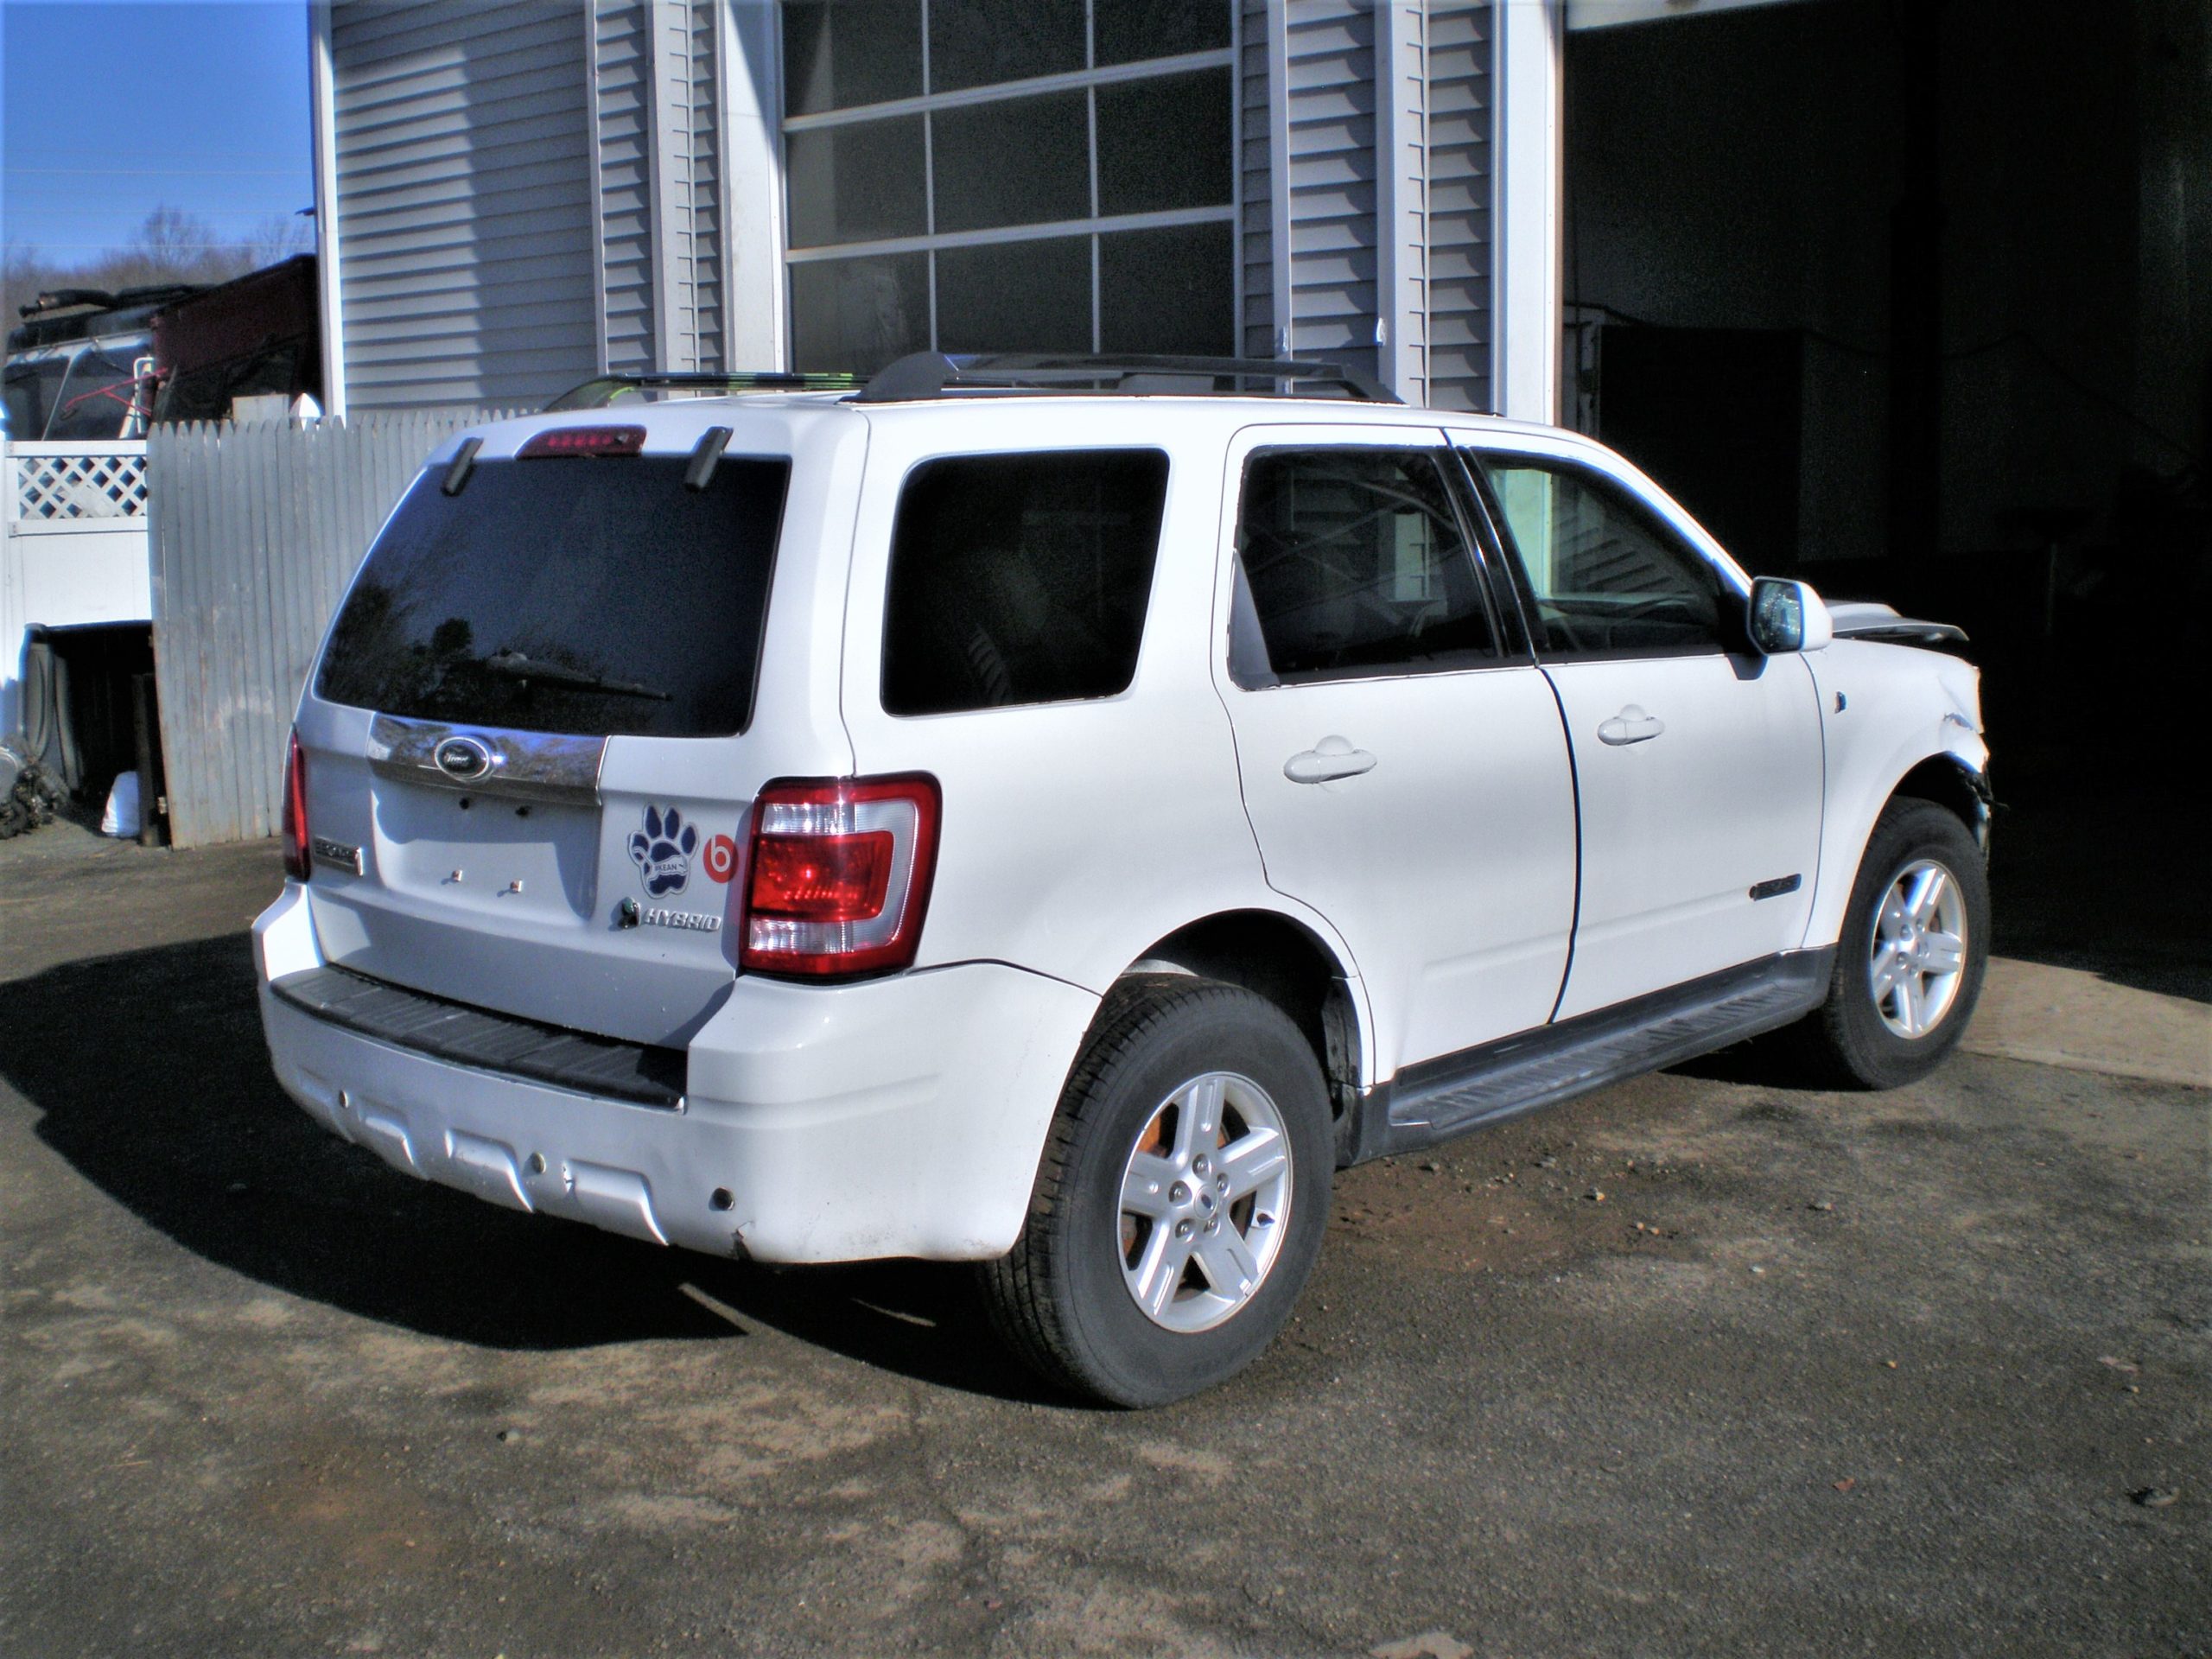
[480,649,672,701]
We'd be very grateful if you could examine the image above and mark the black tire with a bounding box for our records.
[981,976,1333,1407]
[1798,798,1991,1090]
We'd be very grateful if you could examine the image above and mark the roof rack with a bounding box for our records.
[853,353,1402,405]
[543,371,861,410]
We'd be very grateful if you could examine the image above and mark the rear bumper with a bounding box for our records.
[253,882,1099,1263]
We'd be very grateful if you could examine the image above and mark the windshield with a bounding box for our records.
[4,356,71,440]
[48,342,147,439]
[316,454,791,738]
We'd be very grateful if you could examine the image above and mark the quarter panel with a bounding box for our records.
[836,405,1291,988]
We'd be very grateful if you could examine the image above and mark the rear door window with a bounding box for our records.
[880,448,1169,716]
[316,454,790,737]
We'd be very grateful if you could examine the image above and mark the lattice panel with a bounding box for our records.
[14,448,149,521]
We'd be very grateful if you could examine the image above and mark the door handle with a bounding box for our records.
[1597,705,1666,746]
[1284,735,1378,785]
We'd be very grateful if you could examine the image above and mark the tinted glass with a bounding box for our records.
[930,93,1090,233]
[785,117,926,247]
[790,252,930,372]
[1478,459,1726,655]
[882,450,1169,715]
[783,0,922,115]
[1100,220,1236,355]
[1094,0,1232,65]
[936,237,1093,353]
[1096,67,1233,216]
[318,457,790,738]
[1235,449,1497,683]
[4,358,71,440]
[46,352,141,440]
[928,0,1084,91]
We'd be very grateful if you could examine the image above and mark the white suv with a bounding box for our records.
[256,354,1993,1405]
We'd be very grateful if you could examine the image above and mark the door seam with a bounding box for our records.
[1538,664,1582,1026]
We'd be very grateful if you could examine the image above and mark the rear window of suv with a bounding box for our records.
[316,454,790,737]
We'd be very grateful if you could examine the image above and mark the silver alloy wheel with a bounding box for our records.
[1116,1071,1294,1333]
[1868,856,1969,1039]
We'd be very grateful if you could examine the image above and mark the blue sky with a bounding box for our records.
[2,1,313,264]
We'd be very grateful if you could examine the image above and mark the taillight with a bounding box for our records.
[738,775,941,978]
[281,730,310,881]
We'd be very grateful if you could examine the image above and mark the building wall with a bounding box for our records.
[329,0,601,409]
[592,0,658,375]
[1423,3,1496,411]
[326,0,1500,411]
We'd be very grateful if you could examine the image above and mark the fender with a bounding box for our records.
[1802,640,1990,951]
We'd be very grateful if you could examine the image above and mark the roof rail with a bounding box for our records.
[543,371,861,410]
[853,353,1402,405]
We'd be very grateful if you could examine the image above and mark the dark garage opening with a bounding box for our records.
[1562,0,2209,765]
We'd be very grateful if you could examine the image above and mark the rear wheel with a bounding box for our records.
[981,976,1332,1406]
[1800,798,1990,1089]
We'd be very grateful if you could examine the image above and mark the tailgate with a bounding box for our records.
[301,717,758,1047]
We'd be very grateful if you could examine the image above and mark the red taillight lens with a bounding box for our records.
[517,425,645,459]
[738,776,940,978]
[750,832,894,922]
[281,730,310,881]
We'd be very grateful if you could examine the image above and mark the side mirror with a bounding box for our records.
[1748,576,1834,654]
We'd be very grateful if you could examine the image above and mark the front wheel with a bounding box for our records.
[1799,798,1991,1089]
[981,976,1333,1407]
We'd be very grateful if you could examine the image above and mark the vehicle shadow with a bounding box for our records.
[0,931,1056,1402]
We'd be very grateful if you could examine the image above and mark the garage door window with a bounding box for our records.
[784,2,1236,372]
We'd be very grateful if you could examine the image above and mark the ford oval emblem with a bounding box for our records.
[433,734,494,781]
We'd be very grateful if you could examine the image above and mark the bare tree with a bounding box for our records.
[4,205,315,331]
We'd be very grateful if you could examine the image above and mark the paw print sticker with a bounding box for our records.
[628,804,697,897]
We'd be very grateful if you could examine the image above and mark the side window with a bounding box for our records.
[1232,448,1497,686]
[881,448,1169,716]
[1478,458,1729,656]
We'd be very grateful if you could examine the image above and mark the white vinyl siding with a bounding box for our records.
[331,0,599,410]
[684,0,725,372]
[1278,1,1381,377]
[1424,1,1494,412]
[1241,0,1275,357]
[594,0,656,373]
[1265,0,1493,410]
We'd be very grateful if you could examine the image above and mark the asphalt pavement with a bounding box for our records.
[0,798,2203,1658]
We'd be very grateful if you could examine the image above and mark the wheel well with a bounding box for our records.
[1892,753,1992,841]
[1122,912,1362,1128]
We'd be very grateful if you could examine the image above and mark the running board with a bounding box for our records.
[1350,949,1834,1164]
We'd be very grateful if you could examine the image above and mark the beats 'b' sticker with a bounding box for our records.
[702,832,738,883]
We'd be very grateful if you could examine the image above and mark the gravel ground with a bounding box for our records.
[0,801,2203,1658]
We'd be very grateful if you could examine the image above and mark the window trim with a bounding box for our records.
[1459,449,1750,664]
[1226,442,1518,691]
